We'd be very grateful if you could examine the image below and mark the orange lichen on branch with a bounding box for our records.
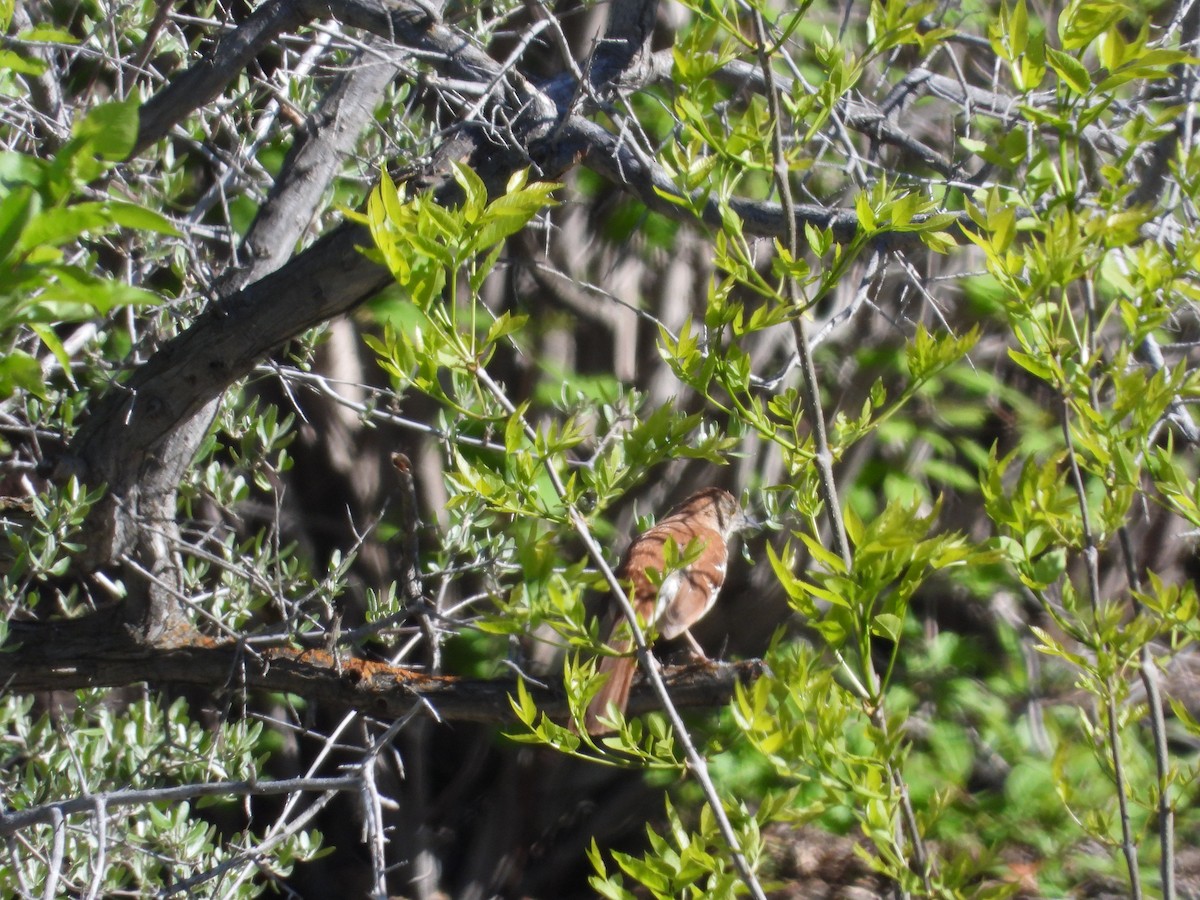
[261,645,455,689]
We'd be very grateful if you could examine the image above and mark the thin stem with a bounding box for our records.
[1058,394,1142,899]
[472,366,767,900]
[749,6,929,895]
[0,776,361,833]
[1118,527,1175,899]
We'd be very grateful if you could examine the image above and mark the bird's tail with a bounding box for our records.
[582,638,636,735]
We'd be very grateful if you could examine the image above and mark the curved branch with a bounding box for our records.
[59,0,919,598]
[61,108,920,574]
[53,221,392,566]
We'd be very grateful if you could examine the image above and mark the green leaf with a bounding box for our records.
[799,531,849,574]
[0,49,46,76]
[0,150,46,190]
[484,312,528,347]
[505,407,527,454]
[844,503,864,547]
[33,272,162,318]
[16,25,78,44]
[1008,348,1055,382]
[854,191,876,232]
[73,96,140,160]
[17,203,112,251]
[920,230,957,254]
[508,678,539,728]
[452,161,488,219]
[765,541,805,601]
[1026,547,1067,588]
[1059,0,1124,50]
[104,201,180,236]
[1008,0,1028,58]
[0,349,43,400]
[871,613,903,642]
[1046,47,1091,94]
[28,323,74,387]
[471,182,560,254]
[0,184,36,264]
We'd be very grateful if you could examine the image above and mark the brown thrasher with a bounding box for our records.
[582,487,752,735]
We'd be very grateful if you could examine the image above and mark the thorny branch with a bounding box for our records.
[0,776,363,835]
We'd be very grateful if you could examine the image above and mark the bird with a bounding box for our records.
[582,487,753,736]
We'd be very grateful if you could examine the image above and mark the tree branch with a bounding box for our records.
[565,115,967,243]
[0,621,763,728]
[133,0,309,155]
[52,221,393,562]
[133,0,555,157]
[218,37,406,292]
[53,0,911,645]
[0,776,363,835]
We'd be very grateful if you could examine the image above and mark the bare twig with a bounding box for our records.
[0,776,361,835]
[41,809,63,900]
[161,782,349,896]
[391,453,425,608]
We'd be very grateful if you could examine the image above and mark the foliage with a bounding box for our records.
[0,693,322,897]
[0,96,171,402]
[3,0,1200,897]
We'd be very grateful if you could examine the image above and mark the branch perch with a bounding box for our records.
[0,622,762,725]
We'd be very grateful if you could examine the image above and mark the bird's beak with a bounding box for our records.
[740,512,763,533]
